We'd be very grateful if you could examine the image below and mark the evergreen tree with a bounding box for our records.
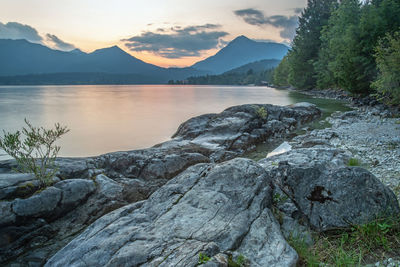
[316,0,400,94]
[359,0,400,89]
[273,55,290,86]
[287,0,337,89]
[373,31,400,104]
[317,0,366,93]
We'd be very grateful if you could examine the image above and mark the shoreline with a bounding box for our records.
[1,90,399,266]
[286,88,400,199]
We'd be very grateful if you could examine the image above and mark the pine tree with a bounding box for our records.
[273,55,290,86]
[287,0,337,89]
[317,0,365,93]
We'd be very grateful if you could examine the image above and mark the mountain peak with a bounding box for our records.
[70,48,85,54]
[191,36,289,74]
[92,45,125,54]
[109,45,122,50]
[231,35,251,43]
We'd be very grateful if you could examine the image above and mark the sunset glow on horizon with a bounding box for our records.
[0,0,307,67]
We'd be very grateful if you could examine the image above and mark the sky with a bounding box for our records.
[0,0,307,67]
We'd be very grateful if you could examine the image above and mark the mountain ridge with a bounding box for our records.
[0,36,288,84]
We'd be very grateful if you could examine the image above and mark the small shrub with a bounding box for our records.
[373,31,400,105]
[273,193,289,205]
[228,254,247,267]
[198,252,210,264]
[236,254,246,266]
[0,119,69,187]
[255,106,268,120]
[348,158,360,166]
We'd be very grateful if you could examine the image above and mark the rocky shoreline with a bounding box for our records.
[0,97,399,266]
[288,89,400,200]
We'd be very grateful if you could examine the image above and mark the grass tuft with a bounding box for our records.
[288,217,400,266]
[347,158,361,166]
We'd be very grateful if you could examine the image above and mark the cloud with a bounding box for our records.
[234,8,299,40]
[122,24,228,58]
[46,34,76,51]
[0,21,43,43]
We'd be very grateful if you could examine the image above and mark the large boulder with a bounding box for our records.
[259,147,400,232]
[171,103,321,157]
[46,159,298,267]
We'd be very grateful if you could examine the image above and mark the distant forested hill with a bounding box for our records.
[174,59,277,85]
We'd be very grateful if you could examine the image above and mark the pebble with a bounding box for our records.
[321,107,400,199]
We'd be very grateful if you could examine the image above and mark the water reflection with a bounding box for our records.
[0,85,296,159]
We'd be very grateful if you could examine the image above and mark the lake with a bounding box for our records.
[0,85,349,160]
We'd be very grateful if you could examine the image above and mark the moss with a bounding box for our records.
[15,182,38,198]
[347,158,361,166]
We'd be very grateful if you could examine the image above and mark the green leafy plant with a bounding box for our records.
[347,157,360,166]
[288,216,400,266]
[228,254,247,267]
[287,235,320,267]
[236,254,246,266]
[198,252,210,265]
[255,106,268,120]
[0,119,69,187]
[273,193,289,205]
[373,31,400,105]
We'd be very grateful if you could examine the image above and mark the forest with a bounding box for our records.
[273,0,400,104]
[174,69,275,86]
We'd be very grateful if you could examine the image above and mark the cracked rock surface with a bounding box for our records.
[45,159,298,267]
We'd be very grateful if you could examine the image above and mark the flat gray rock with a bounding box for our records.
[46,158,297,267]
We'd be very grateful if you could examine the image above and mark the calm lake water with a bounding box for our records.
[0,85,349,160]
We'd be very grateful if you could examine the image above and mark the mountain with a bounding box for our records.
[0,39,161,76]
[0,39,208,84]
[0,37,286,85]
[185,59,277,85]
[191,36,288,74]
[225,59,281,74]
